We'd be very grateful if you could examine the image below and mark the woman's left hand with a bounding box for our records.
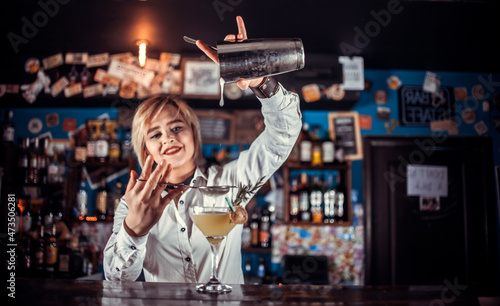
[196,15,264,90]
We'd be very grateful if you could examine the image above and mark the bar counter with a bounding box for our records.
[15,278,496,305]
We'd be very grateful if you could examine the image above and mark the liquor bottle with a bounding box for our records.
[109,181,122,220]
[289,177,300,223]
[21,199,33,234]
[20,238,32,277]
[86,125,97,163]
[2,109,15,144]
[334,172,346,223]
[310,125,323,167]
[45,223,58,278]
[322,131,335,164]
[95,121,109,163]
[74,128,87,163]
[298,173,311,222]
[109,127,121,162]
[69,235,84,278]
[310,175,324,223]
[250,212,260,248]
[57,239,72,278]
[28,137,40,184]
[120,128,133,162]
[334,136,345,163]
[75,174,89,221]
[299,123,312,163]
[38,138,49,185]
[257,257,266,284]
[259,208,271,248]
[33,225,46,277]
[96,176,108,221]
[15,200,22,234]
[47,153,61,184]
[323,173,336,223]
[18,137,30,184]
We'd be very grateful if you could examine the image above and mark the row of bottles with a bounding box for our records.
[289,122,344,166]
[17,136,57,185]
[75,173,123,222]
[14,198,101,279]
[74,119,133,164]
[289,172,347,224]
[241,206,273,249]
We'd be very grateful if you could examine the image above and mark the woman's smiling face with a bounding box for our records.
[144,104,195,176]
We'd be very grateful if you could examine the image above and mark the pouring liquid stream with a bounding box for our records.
[219,78,225,107]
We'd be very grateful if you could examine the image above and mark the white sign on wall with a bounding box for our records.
[338,56,364,90]
[407,164,448,197]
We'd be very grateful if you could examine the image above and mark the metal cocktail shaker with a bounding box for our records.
[217,38,305,83]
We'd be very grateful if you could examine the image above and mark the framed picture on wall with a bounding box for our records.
[328,111,363,160]
[195,110,235,144]
[181,58,220,99]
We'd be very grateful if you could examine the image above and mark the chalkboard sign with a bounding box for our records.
[399,86,454,126]
[195,111,235,144]
[328,111,363,160]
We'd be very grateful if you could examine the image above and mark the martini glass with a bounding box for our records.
[190,194,236,294]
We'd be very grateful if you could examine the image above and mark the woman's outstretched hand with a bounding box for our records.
[196,15,264,90]
[123,155,187,237]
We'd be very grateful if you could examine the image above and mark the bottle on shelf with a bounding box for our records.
[86,124,97,163]
[108,180,122,220]
[310,175,324,223]
[74,127,87,163]
[289,177,300,223]
[57,239,72,278]
[323,173,336,224]
[334,136,345,163]
[310,125,323,167]
[75,173,89,221]
[96,176,109,221]
[322,131,335,164]
[121,128,133,162]
[109,127,121,162]
[45,223,58,278]
[250,212,260,248]
[20,198,33,234]
[299,123,312,164]
[33,225,46,278]
[95,121,109,163]
[259,208,271,248]
[334,172,347,223]
[38,138,49,185]
[18,137,30,184]
[298,173,311,222]
[28,137,40,184]
[2,109,15,144]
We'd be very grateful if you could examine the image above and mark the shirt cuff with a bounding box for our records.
[115,222,149,252]
[259,84,286,111]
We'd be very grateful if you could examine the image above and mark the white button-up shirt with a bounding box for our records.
[103,86,301,283]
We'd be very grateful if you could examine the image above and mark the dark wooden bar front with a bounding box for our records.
[14,278,491,305]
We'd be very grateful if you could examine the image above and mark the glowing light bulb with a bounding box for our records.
[137,40,148,67]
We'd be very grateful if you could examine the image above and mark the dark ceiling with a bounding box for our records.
[1,0,499,84]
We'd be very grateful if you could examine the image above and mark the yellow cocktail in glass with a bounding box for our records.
[190,206,236,294]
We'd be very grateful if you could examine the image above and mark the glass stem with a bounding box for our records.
[210,241,222,282]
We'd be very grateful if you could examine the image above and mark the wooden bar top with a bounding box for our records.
[14,278,486,305]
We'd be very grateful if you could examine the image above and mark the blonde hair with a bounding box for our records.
[131,95,202,169]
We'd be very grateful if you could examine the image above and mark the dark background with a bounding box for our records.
[0,0,499,85]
